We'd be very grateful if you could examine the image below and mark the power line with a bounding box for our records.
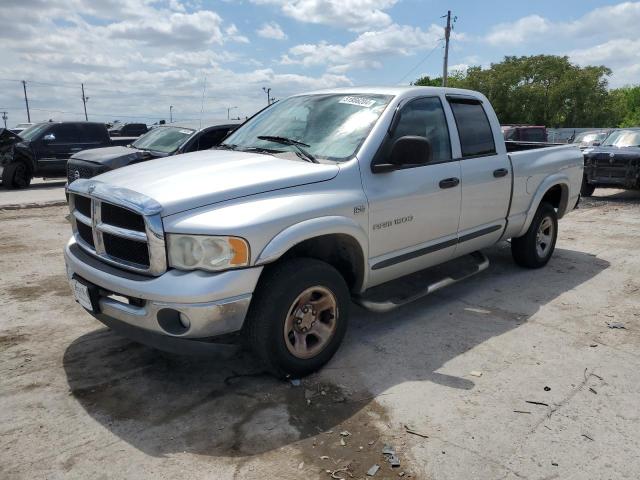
[397,39,444,84]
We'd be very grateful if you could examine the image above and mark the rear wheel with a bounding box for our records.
[2,162,31,189]
[244,258,350,378]
[511,202,558,269]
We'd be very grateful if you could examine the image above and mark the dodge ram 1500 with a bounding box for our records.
[64,87,583,377]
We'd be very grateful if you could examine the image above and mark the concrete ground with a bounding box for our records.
[0,178,66,209]
[1,189,639,480]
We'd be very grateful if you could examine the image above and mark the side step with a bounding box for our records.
[353,251,489,313]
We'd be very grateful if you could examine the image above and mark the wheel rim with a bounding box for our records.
[283,286,338,360]
[535,216,554,258]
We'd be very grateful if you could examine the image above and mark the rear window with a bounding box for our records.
[521,128,545,142]
[449,100,496,157]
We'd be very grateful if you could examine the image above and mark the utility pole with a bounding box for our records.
[169,105,173,122]
[442,10,452,87]
[1,111,7,128]
[262,87,271,105]
[227,106,237,120]
[22,80,31,122]
[81,83,89,121]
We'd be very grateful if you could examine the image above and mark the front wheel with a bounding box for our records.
[244,258,350,378]
[2,162,31,189]
[581,175,595,197]
[511,202,558,269]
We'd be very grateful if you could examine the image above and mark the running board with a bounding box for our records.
[353,251,489,313]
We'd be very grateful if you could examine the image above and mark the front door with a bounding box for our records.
[361,96,462,286]
[38,123,83,175]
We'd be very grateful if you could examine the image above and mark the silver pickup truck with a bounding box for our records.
[64,87,582,377]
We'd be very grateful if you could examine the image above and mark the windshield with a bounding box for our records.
[574,131,606,144]
[602,130,640,148]
[132,126,194,153]
[19,123,49,141]
[223,93,393,162]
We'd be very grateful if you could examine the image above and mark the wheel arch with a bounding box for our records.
[255,216,369,294]
[517,176,570,238]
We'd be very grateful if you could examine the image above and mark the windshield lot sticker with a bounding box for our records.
[339,96,377,108]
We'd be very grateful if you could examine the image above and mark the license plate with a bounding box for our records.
[72,279,94,312]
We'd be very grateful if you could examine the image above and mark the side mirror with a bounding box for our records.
[372,136,431,173]
[592,142,600,146]
[43,133,56,142]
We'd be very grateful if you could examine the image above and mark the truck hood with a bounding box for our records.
[93,150,340,216]
[0,128,25,152]
[72,146,160,169]
[585,145,640,161]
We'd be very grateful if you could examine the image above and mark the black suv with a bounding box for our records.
[1,122,129,189]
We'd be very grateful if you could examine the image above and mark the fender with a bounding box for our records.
[256,215,369,290]
[517,174,570,238]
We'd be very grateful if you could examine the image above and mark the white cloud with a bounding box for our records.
[569,39,640,87]
[485,15,550,46]
[0,0,348,124]
[257,22,288,40]
[485,2,640,46]
[282,23,442,71]
[252,0,397,30]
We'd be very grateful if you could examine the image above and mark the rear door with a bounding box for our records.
[447,96,511,256]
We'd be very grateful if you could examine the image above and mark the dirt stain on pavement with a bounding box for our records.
[6,274,69,301]
[63,330,412,478]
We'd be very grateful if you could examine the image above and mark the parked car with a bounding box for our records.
[572,129,611,149]
[581,128,640,196]
[64,87,582,377]
[0,122,136,189]
[66,121,239,184]
[109,123,148,137]
[501,125,547,142]
[9,122,35,134]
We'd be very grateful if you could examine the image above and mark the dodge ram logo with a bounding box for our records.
[73,170,80,180]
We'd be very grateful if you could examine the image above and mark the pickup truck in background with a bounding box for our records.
[501,124,548,142]
[0,122,136,188]
[581,128,640,196]
[64,87,582,377]
[108,122,149,137]
[66,120,239,184]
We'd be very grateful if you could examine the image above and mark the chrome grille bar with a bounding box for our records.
[67,180,166,276]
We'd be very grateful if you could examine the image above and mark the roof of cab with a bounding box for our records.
[297,85,483,98]
[160,120,241,131]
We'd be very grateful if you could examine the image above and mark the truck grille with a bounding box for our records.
[67,160,108,184]
[68,191,166,276]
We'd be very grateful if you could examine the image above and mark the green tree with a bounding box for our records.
[414,55,630,127]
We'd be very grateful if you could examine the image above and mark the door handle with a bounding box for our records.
[439,177,460,189]
[493,168,509,178]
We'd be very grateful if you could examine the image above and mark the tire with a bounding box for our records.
[244,258,350,378]
[581,175,595,197]
[2,162,31,189]
[511,202,558,269]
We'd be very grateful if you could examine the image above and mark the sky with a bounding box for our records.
[1,0,639,126]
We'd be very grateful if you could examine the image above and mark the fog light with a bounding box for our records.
[179,313,191,329]
[157,308,190,335]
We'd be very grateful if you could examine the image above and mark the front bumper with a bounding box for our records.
[64,238,263,354]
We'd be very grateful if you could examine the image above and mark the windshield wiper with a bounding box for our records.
[257,135,318,163]
[216,143,238,150]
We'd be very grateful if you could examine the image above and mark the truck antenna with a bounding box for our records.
[197,76,207,151]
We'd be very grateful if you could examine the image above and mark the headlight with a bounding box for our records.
[167,234,250,272]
